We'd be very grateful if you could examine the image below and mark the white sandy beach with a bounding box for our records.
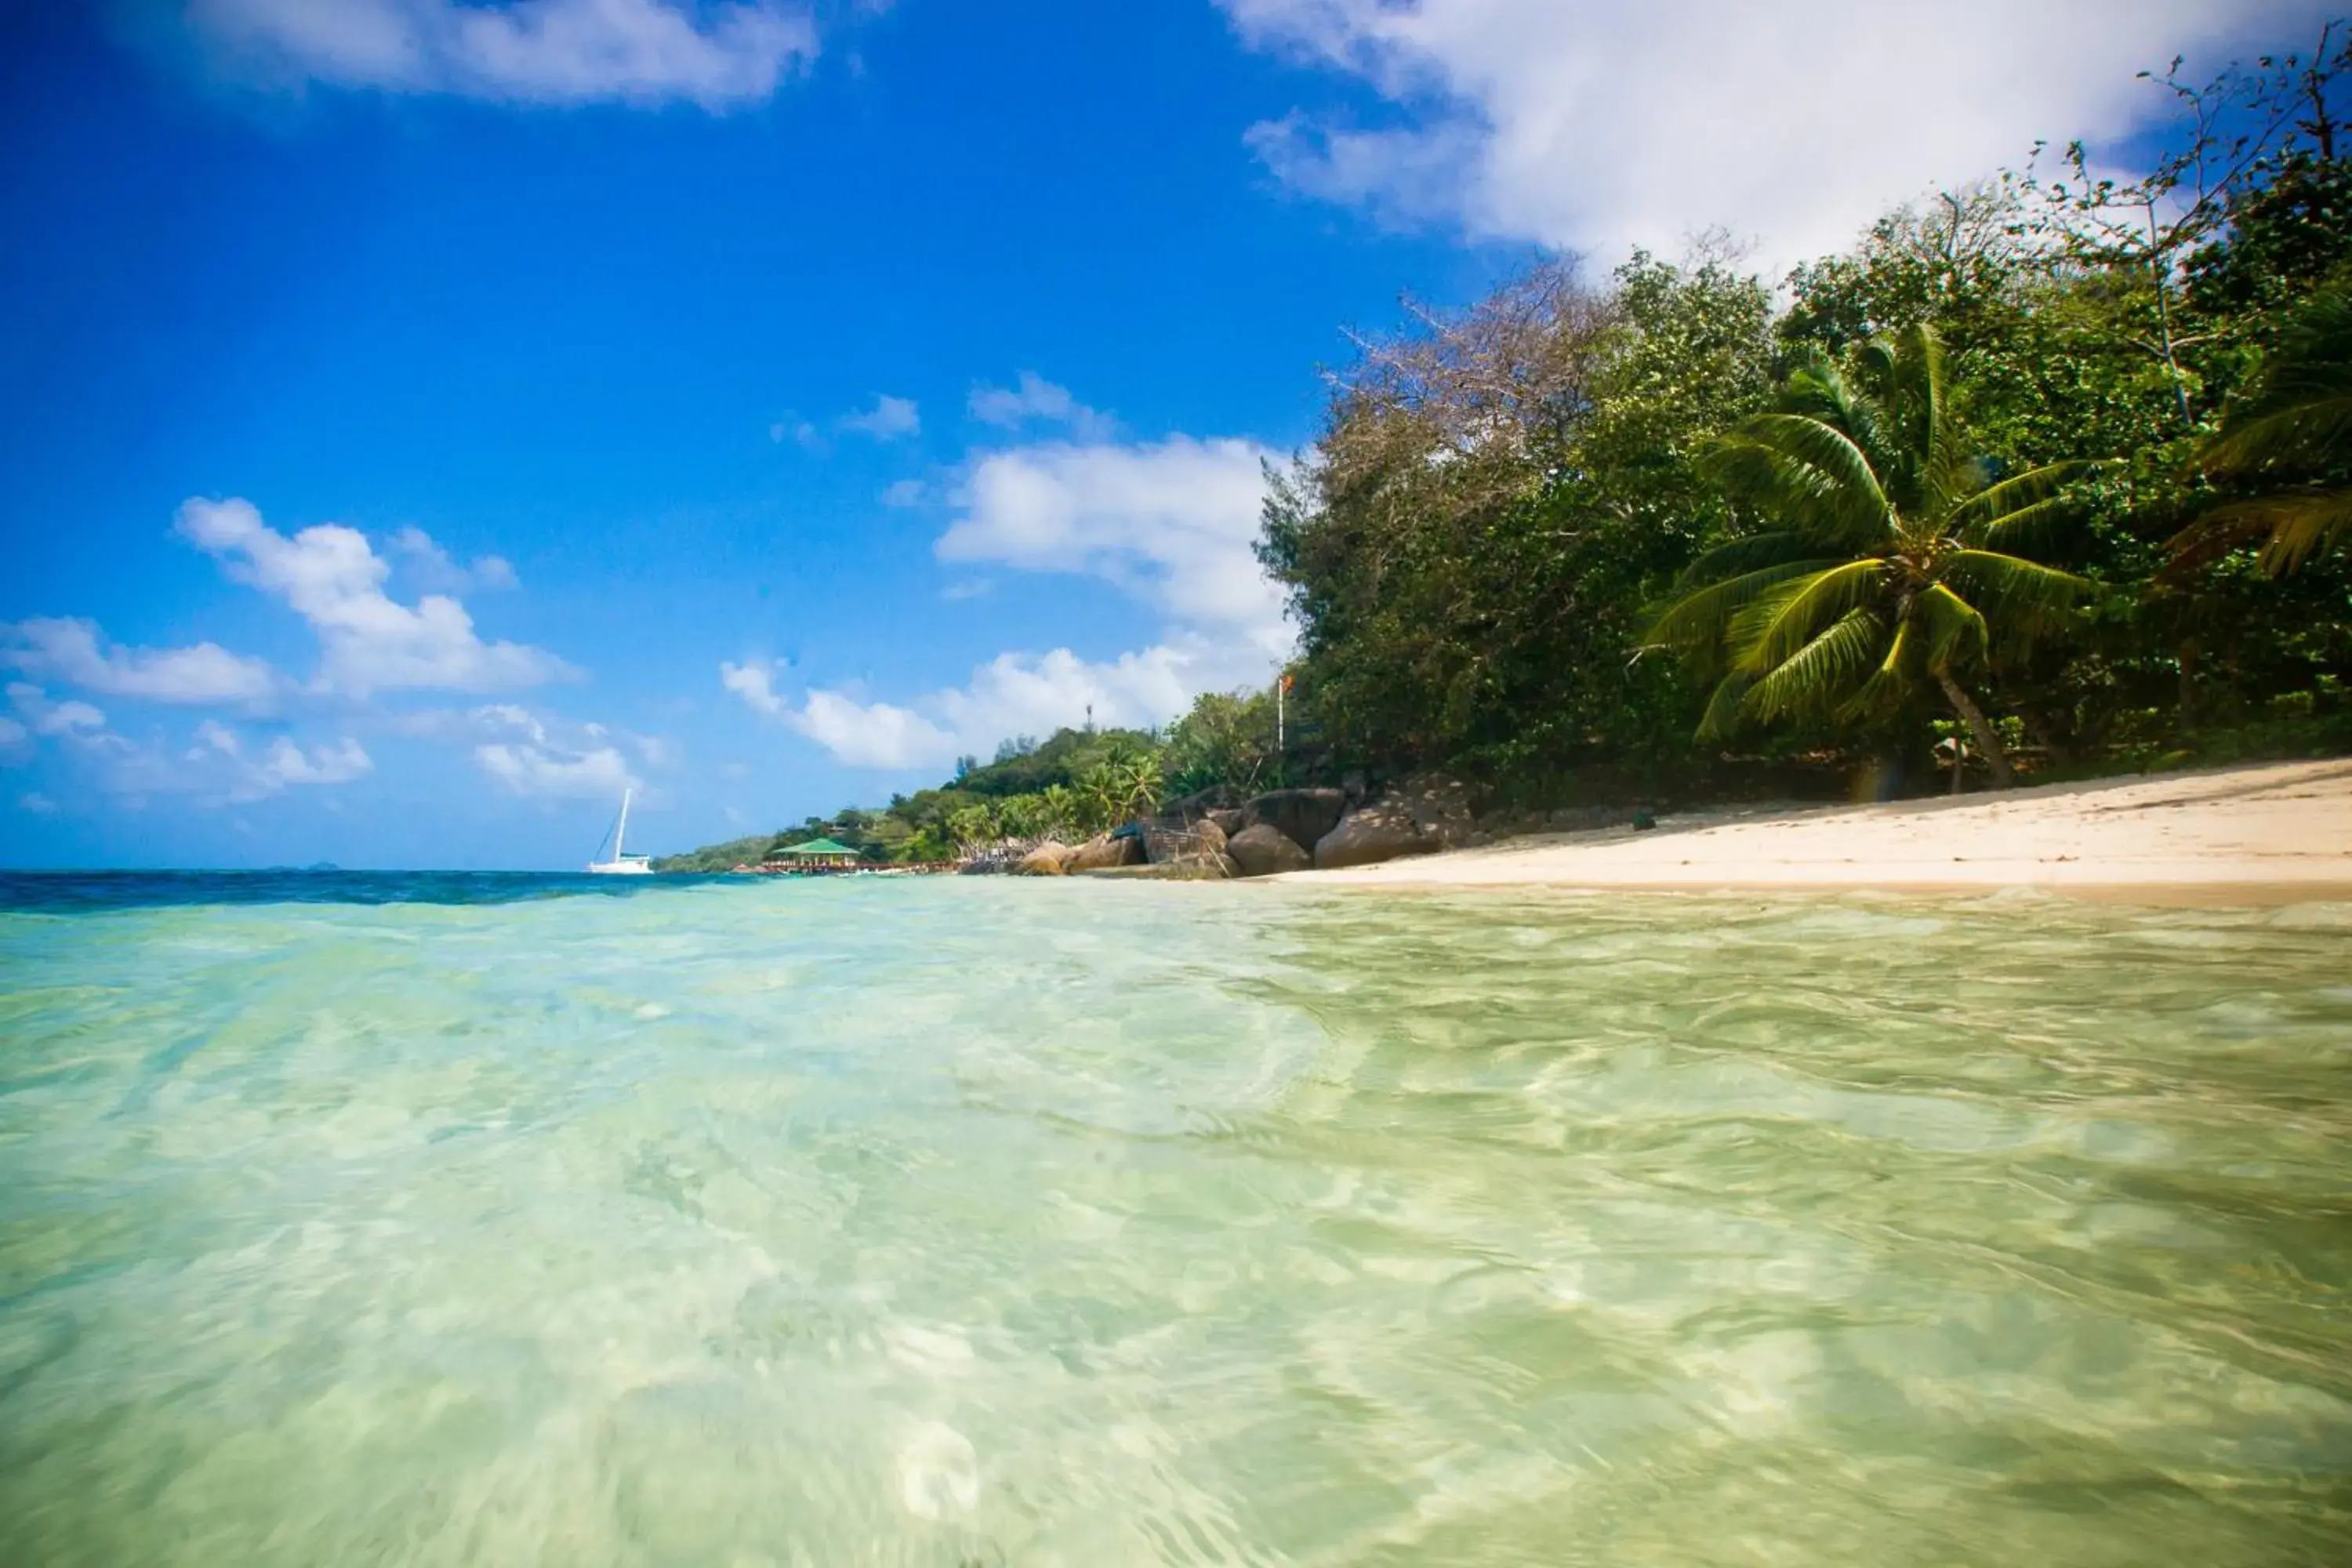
[1285,758,2352,899]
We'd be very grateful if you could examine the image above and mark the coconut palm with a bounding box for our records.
[1647,324,2091,786]
[1036,784,1080,840]
[1116,750,1165,819]
[2170,285,2352,576]
[944,803,1000,855]
[995,793,1048,840]
[1073,763,1126,834]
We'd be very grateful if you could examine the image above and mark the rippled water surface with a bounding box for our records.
[3,873,2350,1565]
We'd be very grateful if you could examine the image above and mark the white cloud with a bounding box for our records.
[722,638,1262,771]
[389,525,520,593]
[880,478,928,508]
[475,739,637,798]
[186,0,820,110]
[728,657,951,770]
[398,702,668,757]
[719,659,786,716]
[2,616,281,707]
[628,731,681,769]
[940,435,1289,652]
[183,720,374,800]
[18,792,56,815]
[967,373,1116,440]
[926,644,1203,747]
[397,702,655,799]
[721,430,1298,768]
[7,689,369,805]
[265,735,372,786]
[176,497,571,698]
[1221,0,2333,265]
[840,394,921,441]
[8,682,107,739]
[789,688,955,769]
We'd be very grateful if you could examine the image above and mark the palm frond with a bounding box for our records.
[1838,339,1904,481]
[1842,616,1922,720]
[1742,608,1888,722]
[1694,670,1756,742]
[1957,497,2085,558]
[1940,549,2093,634]
[2201,390,2352,474]
[1896,324,1949,491]
[1911,583,1989,673]
[2160,510,2260,579]
[1948,459,2096,544]
[2199,489,2352,576]
[1726,558,1889,674]
[1646,559,1838,652]
[1774,350,1851,425]
[2205,285,2352,474]
[1922,444,1984,523]
[1700,414,1893,548]
[1849,339,1899,409]
[1670,531,1821,587]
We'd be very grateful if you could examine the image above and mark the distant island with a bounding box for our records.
[654,718,1240,872]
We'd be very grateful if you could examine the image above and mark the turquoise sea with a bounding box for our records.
[2,872,2350,1565]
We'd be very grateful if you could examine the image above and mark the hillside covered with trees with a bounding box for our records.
[652,712,1278,869]
[666,29,2352,869]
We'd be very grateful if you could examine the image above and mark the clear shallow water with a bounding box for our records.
[2,874,2350,1566]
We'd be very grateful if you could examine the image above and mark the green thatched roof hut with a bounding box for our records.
[767,836,861,868]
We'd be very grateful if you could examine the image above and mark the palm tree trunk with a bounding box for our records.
[1934,670,2014,789]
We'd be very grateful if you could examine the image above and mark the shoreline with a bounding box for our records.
[1269,757,2352,905]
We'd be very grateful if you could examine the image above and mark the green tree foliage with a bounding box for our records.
[1258,252,1778,792]
[2176,284,2352,573]
[1647,327,2093,783]
[1163,688,1281,797]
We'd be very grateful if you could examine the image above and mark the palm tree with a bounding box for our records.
[2170,285,2352,575]
[1073,763,1125,835]
[1036,784,1079,840]
[1116,750,1165,820]
[996,793,1047,840]
[945,803,999,855]
[1647,325,2090,787]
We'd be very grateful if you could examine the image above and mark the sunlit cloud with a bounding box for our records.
[1222,0,2333,266]
[183,0,822,110]
[2,616,280,708]
[176,497,572,699]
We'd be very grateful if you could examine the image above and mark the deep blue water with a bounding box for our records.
[0,869,741,912]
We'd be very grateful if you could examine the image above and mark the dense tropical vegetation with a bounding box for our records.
[1258,27,2352,802]
[663,29,2352,869]
[652,724,1178,869]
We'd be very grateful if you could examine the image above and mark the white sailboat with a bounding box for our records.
[586,787,655,875]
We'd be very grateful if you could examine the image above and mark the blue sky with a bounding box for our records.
[1,0,2332,869]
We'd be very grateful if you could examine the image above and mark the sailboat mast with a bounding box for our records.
[615,788,632,860]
